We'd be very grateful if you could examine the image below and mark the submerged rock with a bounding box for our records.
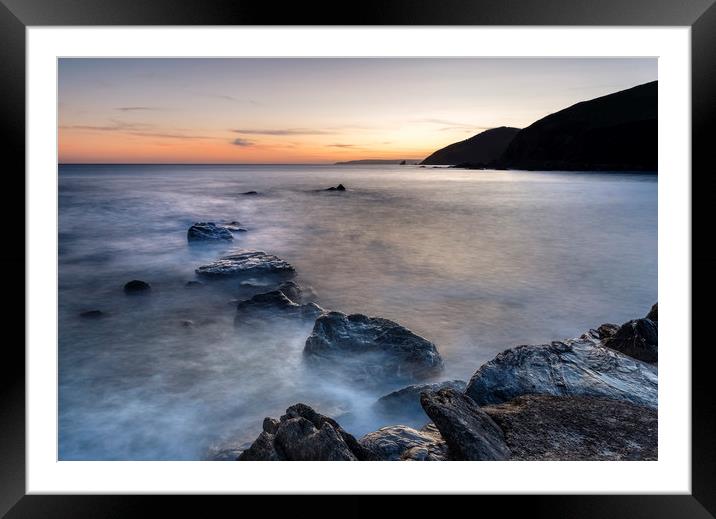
[303,311,444,386]
[221,221,248,232]
[234,289,325,324]
[185,280,204,288]
[464,336,658,409]
[374,380,466,421]
[238,403,373,461]
[324,184,346,192]
[483,395,657,460]
[241,190,259,195]
[603,318,658,363]
[79,309,105,318]
[195,251,295,278]
[420,388,511,461]
[187,222,234,241]
[359,424,447,461]
[123,280,151,294]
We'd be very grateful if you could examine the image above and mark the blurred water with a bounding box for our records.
[58,164,657,459]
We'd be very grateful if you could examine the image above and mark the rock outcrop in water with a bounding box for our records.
[79,309,105,318]
[303,311,444,385]
[374,379,466,421]
[230,307,658,461]
[420,388,512,460]
[323,184,346,192]
[123,279,151,294]
[187,222,235,241]
[234,287,325,325]
[464,334,658,409]
[238,403,374,461]
[481,394,657,460]
[195,251,295,278]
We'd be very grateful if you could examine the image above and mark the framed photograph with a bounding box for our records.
[3,0,713,515]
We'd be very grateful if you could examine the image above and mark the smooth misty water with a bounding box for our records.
[58,164,657,460]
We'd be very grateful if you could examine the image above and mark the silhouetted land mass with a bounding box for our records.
[420,126,521,165]
[335,159,421,165]
[500,81,657,172]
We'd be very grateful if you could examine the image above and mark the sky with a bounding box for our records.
[58,58,657,164]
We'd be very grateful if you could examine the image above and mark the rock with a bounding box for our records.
[595,323,620,340]
[187,222,234,242]
[195,250,295,278]
[185,280,204,288]
[238,403,373,461]
[181,320,194,328]
[221,221,248,232]
[234,289,325,324]
[359,424,448,461]
[482,395,657,460]
[646,303,658,322]
[277,280,302,303]
[123,280,151,294]
[79,310,105,318]
[237,431,283,461]
[241,191,259,195]
[209,448,244,461]
[603,318,658,363]
[303,311,444,386]
[420,388,511,461]
[464,336,658,409]
[374,380,466,421]
[324,184,346,192]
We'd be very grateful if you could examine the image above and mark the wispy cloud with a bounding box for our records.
[232,128,335,136]
[201,94,260,105]
[327,143,359,148]
[232,138,254,147]
[414,118,489,133]
[60,120,215,140]
[114,106,161,112]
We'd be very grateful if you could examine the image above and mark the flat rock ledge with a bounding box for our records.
[303,311,444,386]
[195,250,295,278]
[482,394,657,460]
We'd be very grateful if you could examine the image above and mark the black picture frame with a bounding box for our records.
[2,0,712,516]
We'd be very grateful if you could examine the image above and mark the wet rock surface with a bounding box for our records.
[303,311,444,386]
[359,424,447,461]
[603,318,658,363]
[238,403,374,461]
[234,288,325,324]
[482,394,658,460]
[420,388,511,461]
[195,251,295,278]
[465,337,658,409]
[374,380,466,421]
[187,222,234,241]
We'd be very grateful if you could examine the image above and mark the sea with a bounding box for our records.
[58,164,657,459]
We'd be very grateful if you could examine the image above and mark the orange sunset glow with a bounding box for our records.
[59,58,658,164]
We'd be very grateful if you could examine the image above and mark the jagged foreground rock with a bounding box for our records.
[195,250,295,278]
[420,388,512,460]
[238,403,375,461]
[465,336,657,409]
[482,394,657,460]
[303,311,444,386]
[602,303,658,363]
